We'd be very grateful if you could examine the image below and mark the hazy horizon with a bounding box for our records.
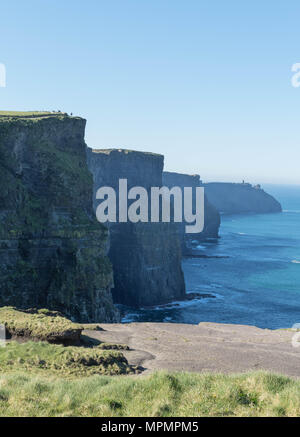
[1,1,300,185]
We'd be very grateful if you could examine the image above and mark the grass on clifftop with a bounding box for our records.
[0,111,68,118]
[0,341,135,377]
[0,307,82,343]
[0,370,299,417]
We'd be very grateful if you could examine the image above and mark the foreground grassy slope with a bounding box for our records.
[0,341,134,377]
[0,370,299,417]
[0,308,135,377]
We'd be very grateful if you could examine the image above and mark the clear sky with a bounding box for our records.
[1,1,300,184]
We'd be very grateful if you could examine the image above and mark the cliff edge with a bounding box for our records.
[0,112,119,322]
[87,148,186,307]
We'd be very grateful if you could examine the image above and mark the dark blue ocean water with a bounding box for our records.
[121,185,300,329]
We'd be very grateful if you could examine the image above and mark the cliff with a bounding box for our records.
[87,148,186,307]
[204,182,282,214]
[162,172,220,250]
[0,112,119,322]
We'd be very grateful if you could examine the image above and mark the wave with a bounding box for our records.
[283,210,300,213]
[210,283,223,289]
[292,260,300,264]
[121,312,141,323]
[122,292,224,319]
[148,293,222,311]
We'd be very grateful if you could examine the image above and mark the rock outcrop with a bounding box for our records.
[87,148,186,307]
[0,113,119,323]
[204,182,282,214]
[162,172,220,251]
[0,306,83,345]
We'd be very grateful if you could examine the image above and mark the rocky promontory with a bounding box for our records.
[0,112,118,323]
[87,148,186,307]
[204,182,282,214]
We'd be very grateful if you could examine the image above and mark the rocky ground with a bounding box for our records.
[84,322,300,377]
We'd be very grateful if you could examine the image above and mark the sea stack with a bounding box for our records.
[87,148,186,307]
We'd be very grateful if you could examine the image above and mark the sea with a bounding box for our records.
[120,184,300,329]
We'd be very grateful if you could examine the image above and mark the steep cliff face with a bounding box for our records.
[0,113,118,322]
[162,172,220,251]
[204,183,282,214]
[87,148,186,307]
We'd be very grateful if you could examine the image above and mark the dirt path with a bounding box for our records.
[84,322,300,377]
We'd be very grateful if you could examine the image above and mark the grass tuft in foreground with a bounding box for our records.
[0,307,82,344]
[0,370,299,417]
[0,341,135,377]
[96,343,130,350]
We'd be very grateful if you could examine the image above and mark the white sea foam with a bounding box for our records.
[120,290,225,323]
[283,210,300,213]
[171,292,222,308]
[121,312,141,323]
[292,260,300,264]
[149,292,223,311]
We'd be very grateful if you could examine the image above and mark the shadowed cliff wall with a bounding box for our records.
[162,171,220,251]
[87,148,186,307]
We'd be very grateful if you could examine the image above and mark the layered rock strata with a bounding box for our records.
[162,171,220,251]
[87,148,186,307]
[0,113,118,322]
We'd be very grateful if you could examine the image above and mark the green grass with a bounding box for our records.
[0,111,67,118]
[0,341,135,377]
[0,309,137,379]
[0,370,299,417]
[0,307,82,343]
[96,343,130,350]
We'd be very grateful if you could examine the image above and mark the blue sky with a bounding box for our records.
[1,1,300,184]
